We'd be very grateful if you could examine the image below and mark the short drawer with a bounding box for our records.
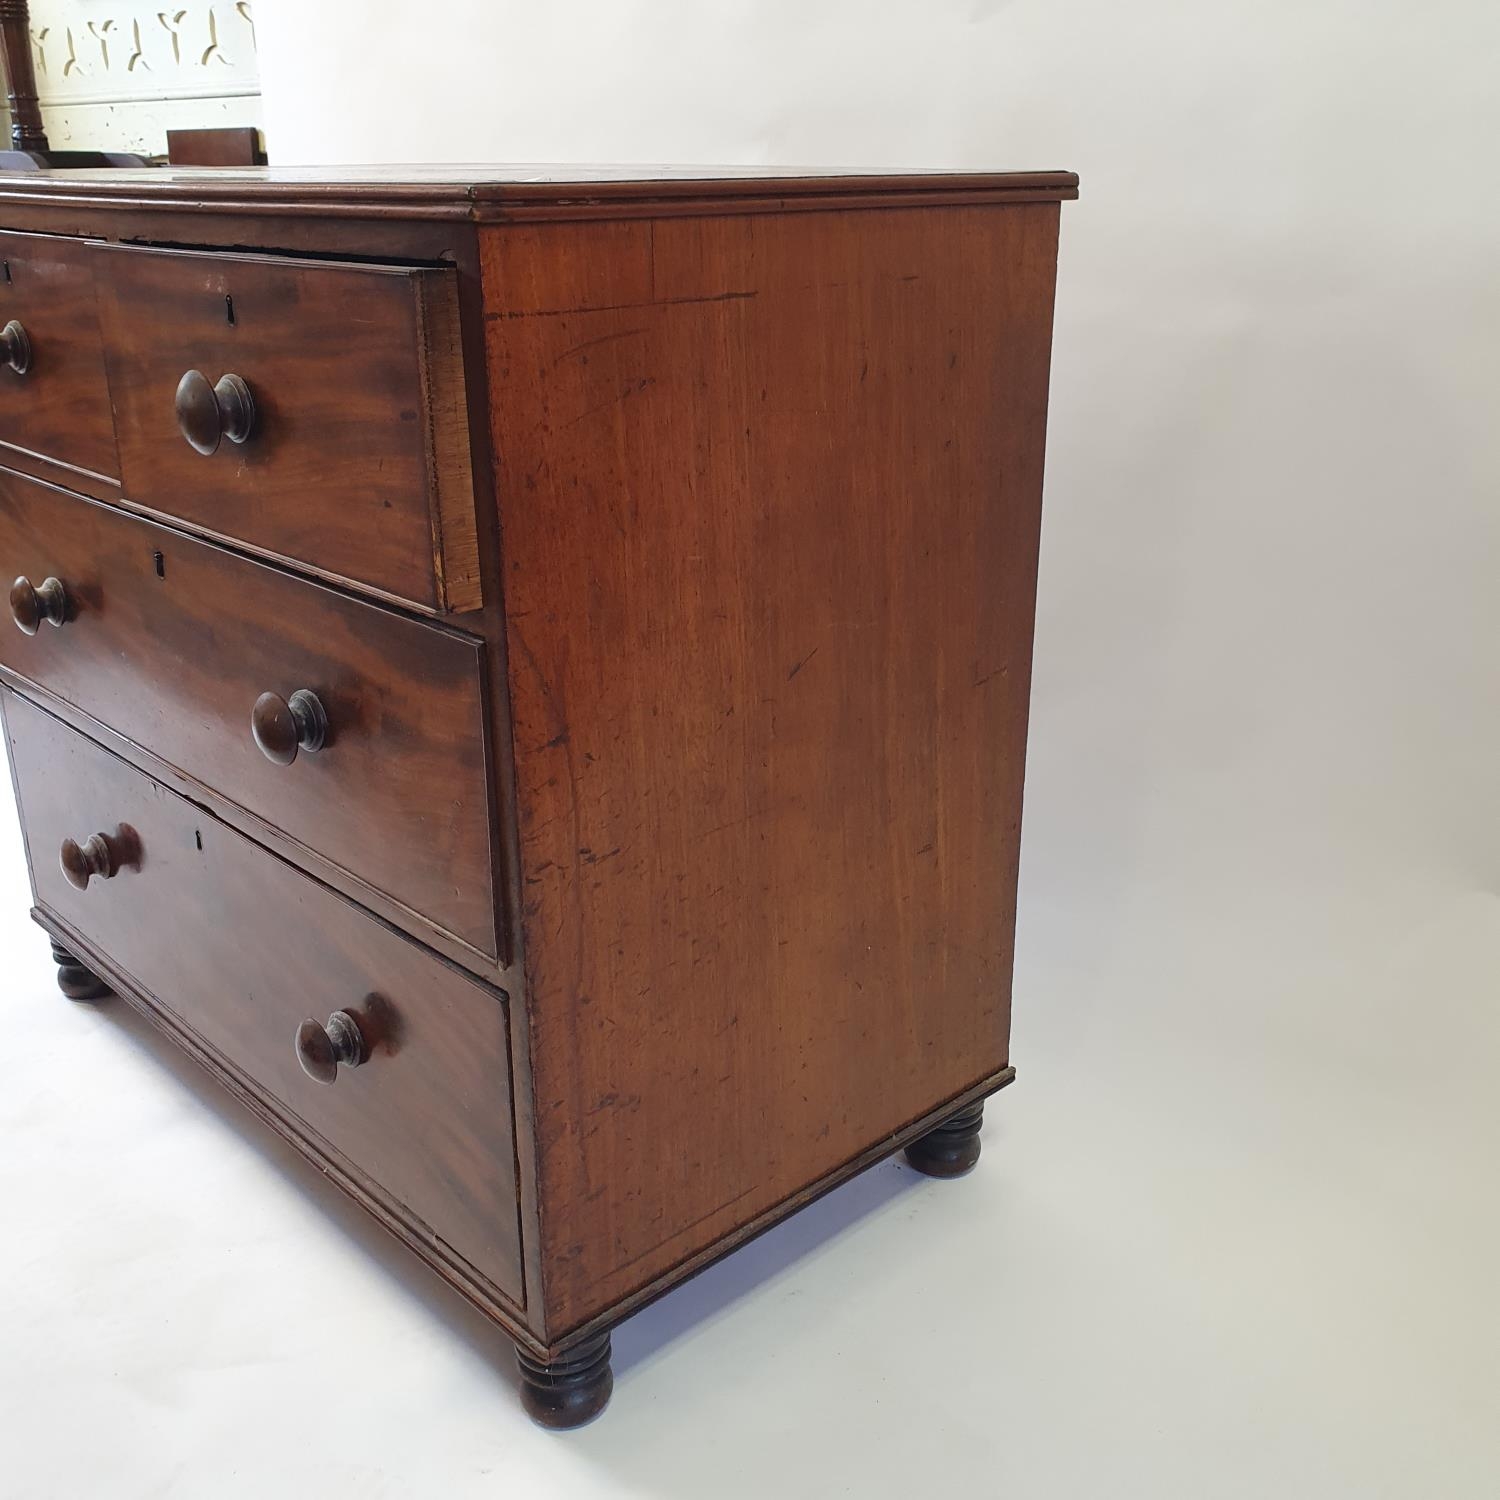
[0,469,498,959]
[0,231,117,483]
[92,242,480,616]
[4,689,523,1305]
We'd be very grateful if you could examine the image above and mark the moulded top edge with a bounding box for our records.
[0,163,1081,219]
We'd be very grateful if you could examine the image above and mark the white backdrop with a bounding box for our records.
[2,3,1497,1495]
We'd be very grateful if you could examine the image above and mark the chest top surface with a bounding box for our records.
[0,163,1079,221]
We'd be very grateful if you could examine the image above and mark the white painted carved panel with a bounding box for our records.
[22,2,261,154]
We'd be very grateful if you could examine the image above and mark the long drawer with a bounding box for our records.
[0,469,498,958]
[4,689,523,1305]
[91,242,481,616]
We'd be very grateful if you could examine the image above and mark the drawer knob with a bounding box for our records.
[175,368,255,455]
[9,575,68,634]
[251,689,328,766]
[295,1010,366,1085]
[0,319,31,374]
[60,831,130,891]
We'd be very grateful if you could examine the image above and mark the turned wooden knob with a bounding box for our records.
[9,575,68,634]
[60,832,124,890]
[174,368,255,455]
[251,689,328,766]
[295,1010,366,1085]
[0,319,32,374]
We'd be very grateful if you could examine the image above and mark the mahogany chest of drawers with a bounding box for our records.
[0,165,1076,1427]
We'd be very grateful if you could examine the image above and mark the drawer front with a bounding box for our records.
[4,689,523,1305]
[0,231,117,483]
[0,470,498,958]
[92,243,480,616]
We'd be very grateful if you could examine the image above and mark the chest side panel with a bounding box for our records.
[486,203,1062,1330]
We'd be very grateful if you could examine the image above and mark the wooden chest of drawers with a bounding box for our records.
[0,165,1076,1427]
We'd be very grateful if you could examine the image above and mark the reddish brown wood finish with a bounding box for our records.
[485,203,1060,1331]
[0,469,499,957]
[92,243,481,616]
[5,689,524,1305]
[0,229,117,484]
[166,127,265,167]
[0,168,1076,1389]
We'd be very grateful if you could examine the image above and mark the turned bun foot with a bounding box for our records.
[905,1100,984,1178]
[517,1330,613,1429]
[50,938,110,1001]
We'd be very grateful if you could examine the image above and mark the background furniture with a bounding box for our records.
[166,127,265,167]
[0,0,145,168]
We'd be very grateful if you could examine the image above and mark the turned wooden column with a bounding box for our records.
[0,0,46,154]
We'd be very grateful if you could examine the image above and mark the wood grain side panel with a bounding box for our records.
[6,689,525,1304]
[484,204,1061,1329]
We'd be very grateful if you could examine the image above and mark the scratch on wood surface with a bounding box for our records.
[601,1183,762,1277]
[695,806,773,841]
[488,290,758,320]
[786,646,820,681]
[554,327,647,362]
[562,377,656,428]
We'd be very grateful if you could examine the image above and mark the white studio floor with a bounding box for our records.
[1,733,1495,1500]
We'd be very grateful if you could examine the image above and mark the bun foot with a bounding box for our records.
[50,939,109,1002]
[905,1100,984,1178]
[517,1330,613,1429]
